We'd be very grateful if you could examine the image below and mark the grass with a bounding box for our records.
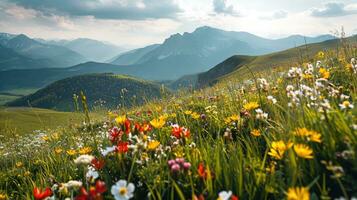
[0,48,356,200]
[0,107,104,142]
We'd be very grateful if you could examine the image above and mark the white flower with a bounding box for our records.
[255,109,268,120]
[86,167,99,180]
[267,95,277,104]
[111,180,135,200]
[339,101,354,110]
[101,146,116,156]
[74,155,94,165]
[218,190,232,200]
[59,180,83,192]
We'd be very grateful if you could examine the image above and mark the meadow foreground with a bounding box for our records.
[0,51,356,200]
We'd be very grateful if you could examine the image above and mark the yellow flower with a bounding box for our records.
[286,187,310,200]
[319,68,330,79]
[230,114,240,121]
[79,147,92,154]
[294,128,321,143]
[66,149,77,156]
[0,193,7,200]
[316,51,325,59]
[345,63,352,72]
[171,113,177,118]
[294,144,313,159]
[150,118,166,129]
[42,135,50,141]
[294,128,310,137]
[54,148,63,154]
[250,129,261,137]
[268,140,293,160]
[115,115,127,124]
[243,102,259,111]
[24,171,31,177]
[15,162,23,168]
[308,131,322,143]
[147,140,160,150]
[191,112,200,119]
[159,114,169,121]
[184,110,192,115]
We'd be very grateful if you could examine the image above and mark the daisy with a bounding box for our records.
[218,190,232,200]
[111,180,135,200]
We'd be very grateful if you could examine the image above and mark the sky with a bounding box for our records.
[0,0,356,48]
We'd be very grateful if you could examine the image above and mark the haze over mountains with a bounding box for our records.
[0,26,338,93]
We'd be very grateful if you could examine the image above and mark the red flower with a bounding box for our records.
[91,158,105,170]
[124,119,131,134]
[172,125,190,139]
[76,180,106,200]
[117,141,129,153]
[197,163,206,178]
[197,163,214,179]
[231,195,239,200]
[33,187,53,200]
[109,127,123,143]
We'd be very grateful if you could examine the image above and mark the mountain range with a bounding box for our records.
[39,38,125,62]
[108,26,335,79]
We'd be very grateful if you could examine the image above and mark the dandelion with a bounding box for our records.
[339,101,354,110]
[74,155,94,165]
[79,147,92,154]
[294,144,313,159]
[66,149,77,156]
[150,118,166,129]
[316,51,325,59]
[319,68,330,79]
[111,180,135,200]
[15,162,23,168]
[243,102,259,111]
[250,129,261,137]
[191,112,200,119]
[286,187,310,200]
[268,140,293,160]
[115,115,127,124]
[54,148,63,154]
[147,140,160,151]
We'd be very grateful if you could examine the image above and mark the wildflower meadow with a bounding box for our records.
[0,50,356,200]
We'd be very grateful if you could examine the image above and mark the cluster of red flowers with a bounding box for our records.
[75,180,106,200]
[171,124,190,139]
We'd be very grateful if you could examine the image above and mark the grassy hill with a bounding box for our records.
[0,107,102,142]
[6,73,164,111]
[171,35,357,88]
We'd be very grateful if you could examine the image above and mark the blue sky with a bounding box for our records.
[0,0,356,47]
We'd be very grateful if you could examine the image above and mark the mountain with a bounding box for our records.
[42,38,125,62]
[6,73,163,111]
[0,33,87,69]
[0,35,350,92]
[0,44,54,71]
[110,44,159,65]
[109,26,335,80]
[169,34,357,89]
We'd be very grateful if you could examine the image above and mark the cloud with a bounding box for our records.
[260,10,288,20]
[212,0,239,16]
[311,2,357,17]
[10,0,182,20]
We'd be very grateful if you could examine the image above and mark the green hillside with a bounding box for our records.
[172,35,357,89]
[6,73,164,111]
